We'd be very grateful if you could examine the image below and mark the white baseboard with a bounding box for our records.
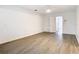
[0,31,77,45]
[0,31,43,44]
[75,35,79,44]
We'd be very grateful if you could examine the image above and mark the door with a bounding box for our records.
[56,16,63,36]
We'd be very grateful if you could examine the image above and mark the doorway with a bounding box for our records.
[56,16,63,40]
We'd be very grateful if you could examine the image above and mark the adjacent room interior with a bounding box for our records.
[0,5,79,54]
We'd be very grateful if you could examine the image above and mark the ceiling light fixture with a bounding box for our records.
[46,9,51,13]
[34,9,38,11]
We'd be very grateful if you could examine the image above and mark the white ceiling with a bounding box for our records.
[20,5,76,14]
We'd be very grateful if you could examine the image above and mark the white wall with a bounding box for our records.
[43,10,76,34]
[42,15,50,32]
[76,6,79,43]
[49,16,56,32]
[0,6,43,44]
[0,6,77,44]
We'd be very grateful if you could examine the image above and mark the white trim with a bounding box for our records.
[0,31,43,44]
[76,34,79,44]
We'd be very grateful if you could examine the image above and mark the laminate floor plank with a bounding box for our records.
[0,32,79,54]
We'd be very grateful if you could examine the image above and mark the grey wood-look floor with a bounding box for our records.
[0,32,79,54]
